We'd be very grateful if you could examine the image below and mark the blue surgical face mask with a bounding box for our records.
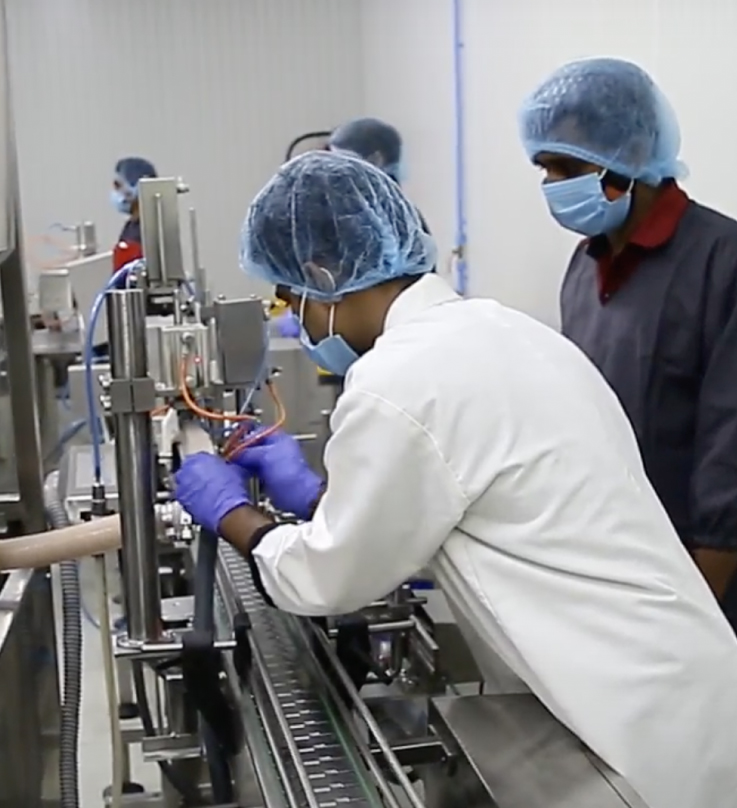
[110,188,133,216]
[298,295,359,377]
[384,160,406,185]
[542,171,633,237]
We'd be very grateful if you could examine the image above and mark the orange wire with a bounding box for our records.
[222,421,251,458]
[151,405,170,417]
[178,358,256,423]
[177,356,287,458]
[222,380,286,460]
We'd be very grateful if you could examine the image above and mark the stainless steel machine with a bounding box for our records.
[0,3,648,801]
[0,1,62,806]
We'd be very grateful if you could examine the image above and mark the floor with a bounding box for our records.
[55,559,161,807]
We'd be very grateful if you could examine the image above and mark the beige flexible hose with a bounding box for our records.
[0,515,121,571]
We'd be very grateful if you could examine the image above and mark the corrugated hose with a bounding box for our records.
[43,470,81,808]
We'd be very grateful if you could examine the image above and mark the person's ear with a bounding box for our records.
[282,292,299,314]
[601,171,634,202]
[603,186,625,202]
[305,298,332,321]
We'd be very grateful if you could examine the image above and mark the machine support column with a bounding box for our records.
[107,288,161,643]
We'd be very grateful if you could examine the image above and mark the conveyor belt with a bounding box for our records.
[219,543,375,808]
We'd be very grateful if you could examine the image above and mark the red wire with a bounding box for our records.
[222,380,286,460]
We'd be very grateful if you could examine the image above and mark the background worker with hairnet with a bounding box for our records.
[329,116,431,234]
[329,116,406,184]
[278,116,431,340]
[175,150,737,808]
[520,58,737,626]
[110,156,157,271]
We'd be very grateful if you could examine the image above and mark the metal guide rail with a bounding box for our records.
[218,543,376,808]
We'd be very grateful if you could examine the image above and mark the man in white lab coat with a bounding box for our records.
[175,150,737,808]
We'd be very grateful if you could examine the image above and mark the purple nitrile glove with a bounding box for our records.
[277,310,300,339]
[174,452,250,534]
[230,430,323,520]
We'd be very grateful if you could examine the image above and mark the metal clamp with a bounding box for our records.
[109,377,157,413]
[0,569,35,611]
[114,637,236,660]
[141,733,201,762]
[232,612,252,682]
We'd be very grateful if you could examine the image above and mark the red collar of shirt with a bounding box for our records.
[586,181,690,303]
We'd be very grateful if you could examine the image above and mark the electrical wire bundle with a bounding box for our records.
[177,354,286,460]
[84,263,286,468]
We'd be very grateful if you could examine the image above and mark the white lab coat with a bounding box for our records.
[253,274,737,808]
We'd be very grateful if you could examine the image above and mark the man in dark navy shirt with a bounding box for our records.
[519,57,737,623]
[111,156,157,249]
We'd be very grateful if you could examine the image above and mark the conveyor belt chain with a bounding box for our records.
[219,544,374,808]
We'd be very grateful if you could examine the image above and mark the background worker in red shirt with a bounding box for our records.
[519,57,737,625]
[111,156,157,272]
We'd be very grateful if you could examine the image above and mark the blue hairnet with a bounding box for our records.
[519,58,686,185]
[115,157,157,192]
[329,118,404,183]
[240,151,436,301]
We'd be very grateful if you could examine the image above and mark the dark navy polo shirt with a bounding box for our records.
[561,185,737,553]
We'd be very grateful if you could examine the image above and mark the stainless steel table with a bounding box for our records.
[423,694,648,808]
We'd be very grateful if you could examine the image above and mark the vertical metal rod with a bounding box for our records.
[155,193,167,284]
[188,208,200,274]
[188,207,207,305]
[79,221,97,257]
[107,288,161,643]
[172,286,183,326]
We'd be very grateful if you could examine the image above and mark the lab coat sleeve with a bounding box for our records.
[251,387,469,615]
[691,248,737,550]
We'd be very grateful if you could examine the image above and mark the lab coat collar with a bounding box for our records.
[384,274,460,332]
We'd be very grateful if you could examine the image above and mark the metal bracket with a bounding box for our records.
[0,568,34,611]
[232,611,252,682]
[109,377,157,413]
[141,733,202,762]
[114,637,236,660]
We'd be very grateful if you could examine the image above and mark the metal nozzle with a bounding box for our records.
[91,482,109,517]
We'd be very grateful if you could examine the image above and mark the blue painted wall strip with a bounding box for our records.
[452,0,468,296]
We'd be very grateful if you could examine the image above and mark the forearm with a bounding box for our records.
[219,506,273,557]
[692,548,737,601]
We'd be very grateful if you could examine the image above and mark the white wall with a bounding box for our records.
[11,0,737,318]
[6,0,364,299]
[362,0,737,326]
[359,0,456,273]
